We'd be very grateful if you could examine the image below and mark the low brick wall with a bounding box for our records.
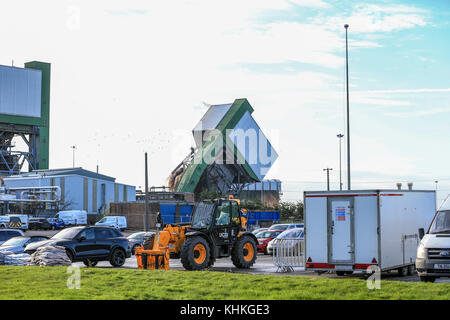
[109,202,159,230]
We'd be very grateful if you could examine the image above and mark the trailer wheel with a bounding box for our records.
[407,265,415,275]
[398,266,408,277]
[336,271,346,276]
[231,236,257,269]
[180,236,210,270]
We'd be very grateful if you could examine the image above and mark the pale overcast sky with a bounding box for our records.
[1,0,450,204]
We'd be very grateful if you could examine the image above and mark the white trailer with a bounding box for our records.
[304,190,436,275]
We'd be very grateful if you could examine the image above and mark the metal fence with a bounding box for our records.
[272,238,305,272]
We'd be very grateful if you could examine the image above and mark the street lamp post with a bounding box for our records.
[337,134,344,191]
[345,24,351,190]
[144,152,149,232]
[70,145,77,168]
[435,180,438,207]
[323,168,333,191]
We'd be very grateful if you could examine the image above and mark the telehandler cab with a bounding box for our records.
[135,196,258,271]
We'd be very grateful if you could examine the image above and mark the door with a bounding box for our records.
[328,197,354,264]
[214,201,232,246]
[73,228,97,258]
[95,228,116,258]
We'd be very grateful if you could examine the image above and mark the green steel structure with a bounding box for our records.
[0,61,50,175]
[170,98,278,195]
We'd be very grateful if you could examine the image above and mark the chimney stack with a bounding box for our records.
[407,182,413,190]
[396,183,402,190]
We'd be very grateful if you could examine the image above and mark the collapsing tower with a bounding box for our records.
[169,98,278,195]
[0,62,50,176]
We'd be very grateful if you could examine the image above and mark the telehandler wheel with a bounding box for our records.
[231,236,257,268]
[180,236,210,270]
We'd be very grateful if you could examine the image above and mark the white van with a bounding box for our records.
[55,210,87,226]
[6,215,28,230]
[95,216,127,231]
[416,196,450,282]
[0,216,10,228]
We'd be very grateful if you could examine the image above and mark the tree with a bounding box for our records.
[275,201,304,222]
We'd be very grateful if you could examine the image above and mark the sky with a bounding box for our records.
[1,0,450,205]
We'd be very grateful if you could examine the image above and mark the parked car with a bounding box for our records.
[255,230,283,254]
[252,227,268,235]
[95,216,127,231]
[24,226,132,267]
[0,216,10,228]
[0,236,49,254]
[416,206,450,283]
[268,223,304,232]
[127,232,156,255]
[0,229,25,245]
[47,218,66,230]
[28,217,51,230]
[55,210,87,226]
[266,228,304,255]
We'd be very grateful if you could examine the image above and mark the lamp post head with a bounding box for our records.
[337,134,344,138]
[344,24,349,29]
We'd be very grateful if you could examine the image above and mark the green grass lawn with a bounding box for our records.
[0,266,448,300]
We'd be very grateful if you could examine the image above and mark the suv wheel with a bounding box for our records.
[65,249,74,263]
[110,248,126,267]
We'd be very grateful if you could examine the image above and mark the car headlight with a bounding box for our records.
[417,243,426,259]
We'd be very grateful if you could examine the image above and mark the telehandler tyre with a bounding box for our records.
[180,236,210,270]
[231,235,257,268]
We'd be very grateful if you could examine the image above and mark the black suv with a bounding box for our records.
[28,217,51,230]
[24,226,131,267]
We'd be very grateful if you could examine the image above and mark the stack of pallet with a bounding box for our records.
[28,246,72,266]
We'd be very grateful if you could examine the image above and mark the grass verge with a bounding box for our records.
[0,266,448,300]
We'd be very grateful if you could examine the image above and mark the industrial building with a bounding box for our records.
[0,62,50,176]
[0,61,137,219]
[4,168,135,215]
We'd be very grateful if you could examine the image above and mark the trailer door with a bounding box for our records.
[328,197,354,264]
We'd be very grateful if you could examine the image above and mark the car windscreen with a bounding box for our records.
[51,227,83,239]
[128,233,145,239]
[278,229,303,239]
[429,210,450,234]
[0,237,28,247]
[269,225,288,231]
[256,231,275,239]
[191,203,215,228]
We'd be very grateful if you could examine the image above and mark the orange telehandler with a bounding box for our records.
[135,196,257,271]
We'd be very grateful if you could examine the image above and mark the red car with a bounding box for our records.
[256,230,283,254]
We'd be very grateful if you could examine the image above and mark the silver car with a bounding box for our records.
[266,228,304,255]
[127,232,155,254]
[0,229,24,246]
[0,236,48,254]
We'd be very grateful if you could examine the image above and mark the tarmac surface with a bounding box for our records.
[24,229,450,283]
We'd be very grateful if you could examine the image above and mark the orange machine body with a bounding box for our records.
[135,224,188,270]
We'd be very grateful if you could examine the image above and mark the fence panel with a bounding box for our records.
[272,238,305,272]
